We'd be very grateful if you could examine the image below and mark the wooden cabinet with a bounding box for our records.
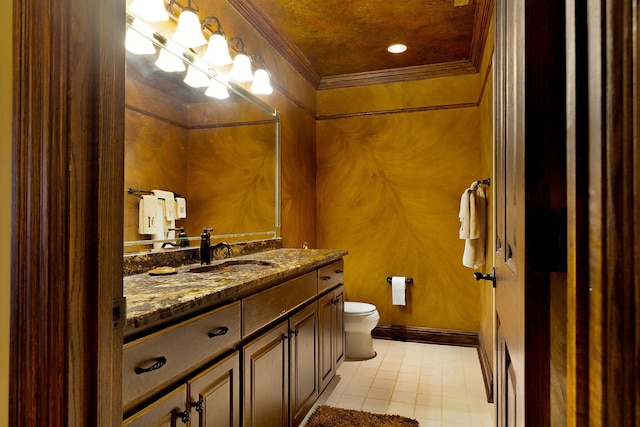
[188,352,241,427]
[124,259,345,427]
[242,321,290,427]
[122,384,189,427]
[318,285,345,393]
[289,304,319,426]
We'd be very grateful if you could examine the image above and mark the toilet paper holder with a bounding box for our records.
[386,277,413,285]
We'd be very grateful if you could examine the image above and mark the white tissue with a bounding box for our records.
[391,276,406,306]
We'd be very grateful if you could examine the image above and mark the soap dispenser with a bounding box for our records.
[200,227,213,265]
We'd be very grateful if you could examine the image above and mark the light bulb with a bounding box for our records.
[155,47,186,72]
[173,8,207,48]
[203,33,233,66]
[184,63,210,88]
[129,0,169,22]
[126,28,156,55]
[229,53,253,82]
[205,78,230,100]
[250,68,273,95]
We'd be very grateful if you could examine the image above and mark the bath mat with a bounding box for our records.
[305,405,419,426]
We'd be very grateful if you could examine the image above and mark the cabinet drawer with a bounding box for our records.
[242,271,317,337]
[123,301,241,410]
[317,260,344,293]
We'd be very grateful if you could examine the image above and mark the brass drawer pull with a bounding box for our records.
[321,276,331,280]
[208,326,229,338]
[134,356,167,375]
[335,269,343,274]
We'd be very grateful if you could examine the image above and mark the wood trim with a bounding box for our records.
[372,324,493,403]
[11,0,124,425]
[316,61,478,90]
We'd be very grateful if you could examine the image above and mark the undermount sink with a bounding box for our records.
[188,259,274,274]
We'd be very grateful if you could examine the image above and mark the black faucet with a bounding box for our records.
[200,228,213,265]
[211,242,232,258]
[162,227,189,248]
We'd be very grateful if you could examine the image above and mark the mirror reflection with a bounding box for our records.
[123,32,280,253]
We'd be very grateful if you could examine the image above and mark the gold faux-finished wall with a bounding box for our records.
[316,55,493,334]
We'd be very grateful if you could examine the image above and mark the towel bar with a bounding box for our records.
[386,277,413,285]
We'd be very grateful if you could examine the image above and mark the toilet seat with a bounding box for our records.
[344,301,376,315]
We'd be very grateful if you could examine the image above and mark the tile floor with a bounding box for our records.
[304,339,495,427]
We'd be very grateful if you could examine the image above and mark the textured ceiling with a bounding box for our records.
[228,0,493,88]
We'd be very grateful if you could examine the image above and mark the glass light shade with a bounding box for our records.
[250,68,273,95]
[203,33,233,66]
[229,53,253,82]
[155,48,186,72]
[125,28,156,55]
[205,78,230,99]
[184,64,210,88]
[129,0,169,21]
[173,9,207,48]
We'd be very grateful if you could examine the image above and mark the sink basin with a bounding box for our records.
[188,259,274,274]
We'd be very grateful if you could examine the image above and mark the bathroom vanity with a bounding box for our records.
[121,248,346,427]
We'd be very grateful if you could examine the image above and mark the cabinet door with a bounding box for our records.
[189,352,240,427]
[243,321,289,427]
[123,384,188,427]
[318,286,345,393]
[289,304,318,426]
[317,292,335,393]
[332,286,345,371]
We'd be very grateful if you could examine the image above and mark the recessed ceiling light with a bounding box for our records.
[387,44,407,54]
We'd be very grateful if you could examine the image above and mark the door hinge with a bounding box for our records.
[112,297,127,330]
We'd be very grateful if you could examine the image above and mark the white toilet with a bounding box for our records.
[344,301,380,360]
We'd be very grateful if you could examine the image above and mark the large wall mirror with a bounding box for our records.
[123,25,280,253]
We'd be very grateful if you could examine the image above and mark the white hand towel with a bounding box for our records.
[138,195,158,234]
[461,183,487,269]
[152,190,176,221]
[175,197,187,219]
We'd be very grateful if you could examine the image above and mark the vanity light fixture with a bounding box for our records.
[129,0,169,22]
[387,43,408,54]
[250,55,273,95]
[228,37,254,82]
[172,0,208,48]
[202,16,233,66]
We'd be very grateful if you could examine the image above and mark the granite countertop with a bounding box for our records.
[124,248,347,336]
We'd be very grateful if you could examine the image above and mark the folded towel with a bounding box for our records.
[138,195,158,234]
[152,190,175,221]
[175,197,187,219]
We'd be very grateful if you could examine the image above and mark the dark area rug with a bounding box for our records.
[305,405,419,426]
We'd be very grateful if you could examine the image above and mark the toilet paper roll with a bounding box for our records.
[391,276,406,306]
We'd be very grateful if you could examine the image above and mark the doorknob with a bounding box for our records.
[473,267,496,288]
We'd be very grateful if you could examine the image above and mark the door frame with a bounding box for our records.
[10,0,125,425]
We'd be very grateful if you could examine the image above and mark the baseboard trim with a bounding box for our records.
[372,324,494,403]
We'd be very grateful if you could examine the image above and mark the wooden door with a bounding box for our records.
[494,1,526,424]
[318,292,336,393]
[189,352,240,427]
[243,321,289,427]
[331,286,345,371]
[289,304,319,426]
[494,0,566,425]
[123,384,188,427]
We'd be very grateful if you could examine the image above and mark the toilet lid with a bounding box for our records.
[344,301,376,314]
